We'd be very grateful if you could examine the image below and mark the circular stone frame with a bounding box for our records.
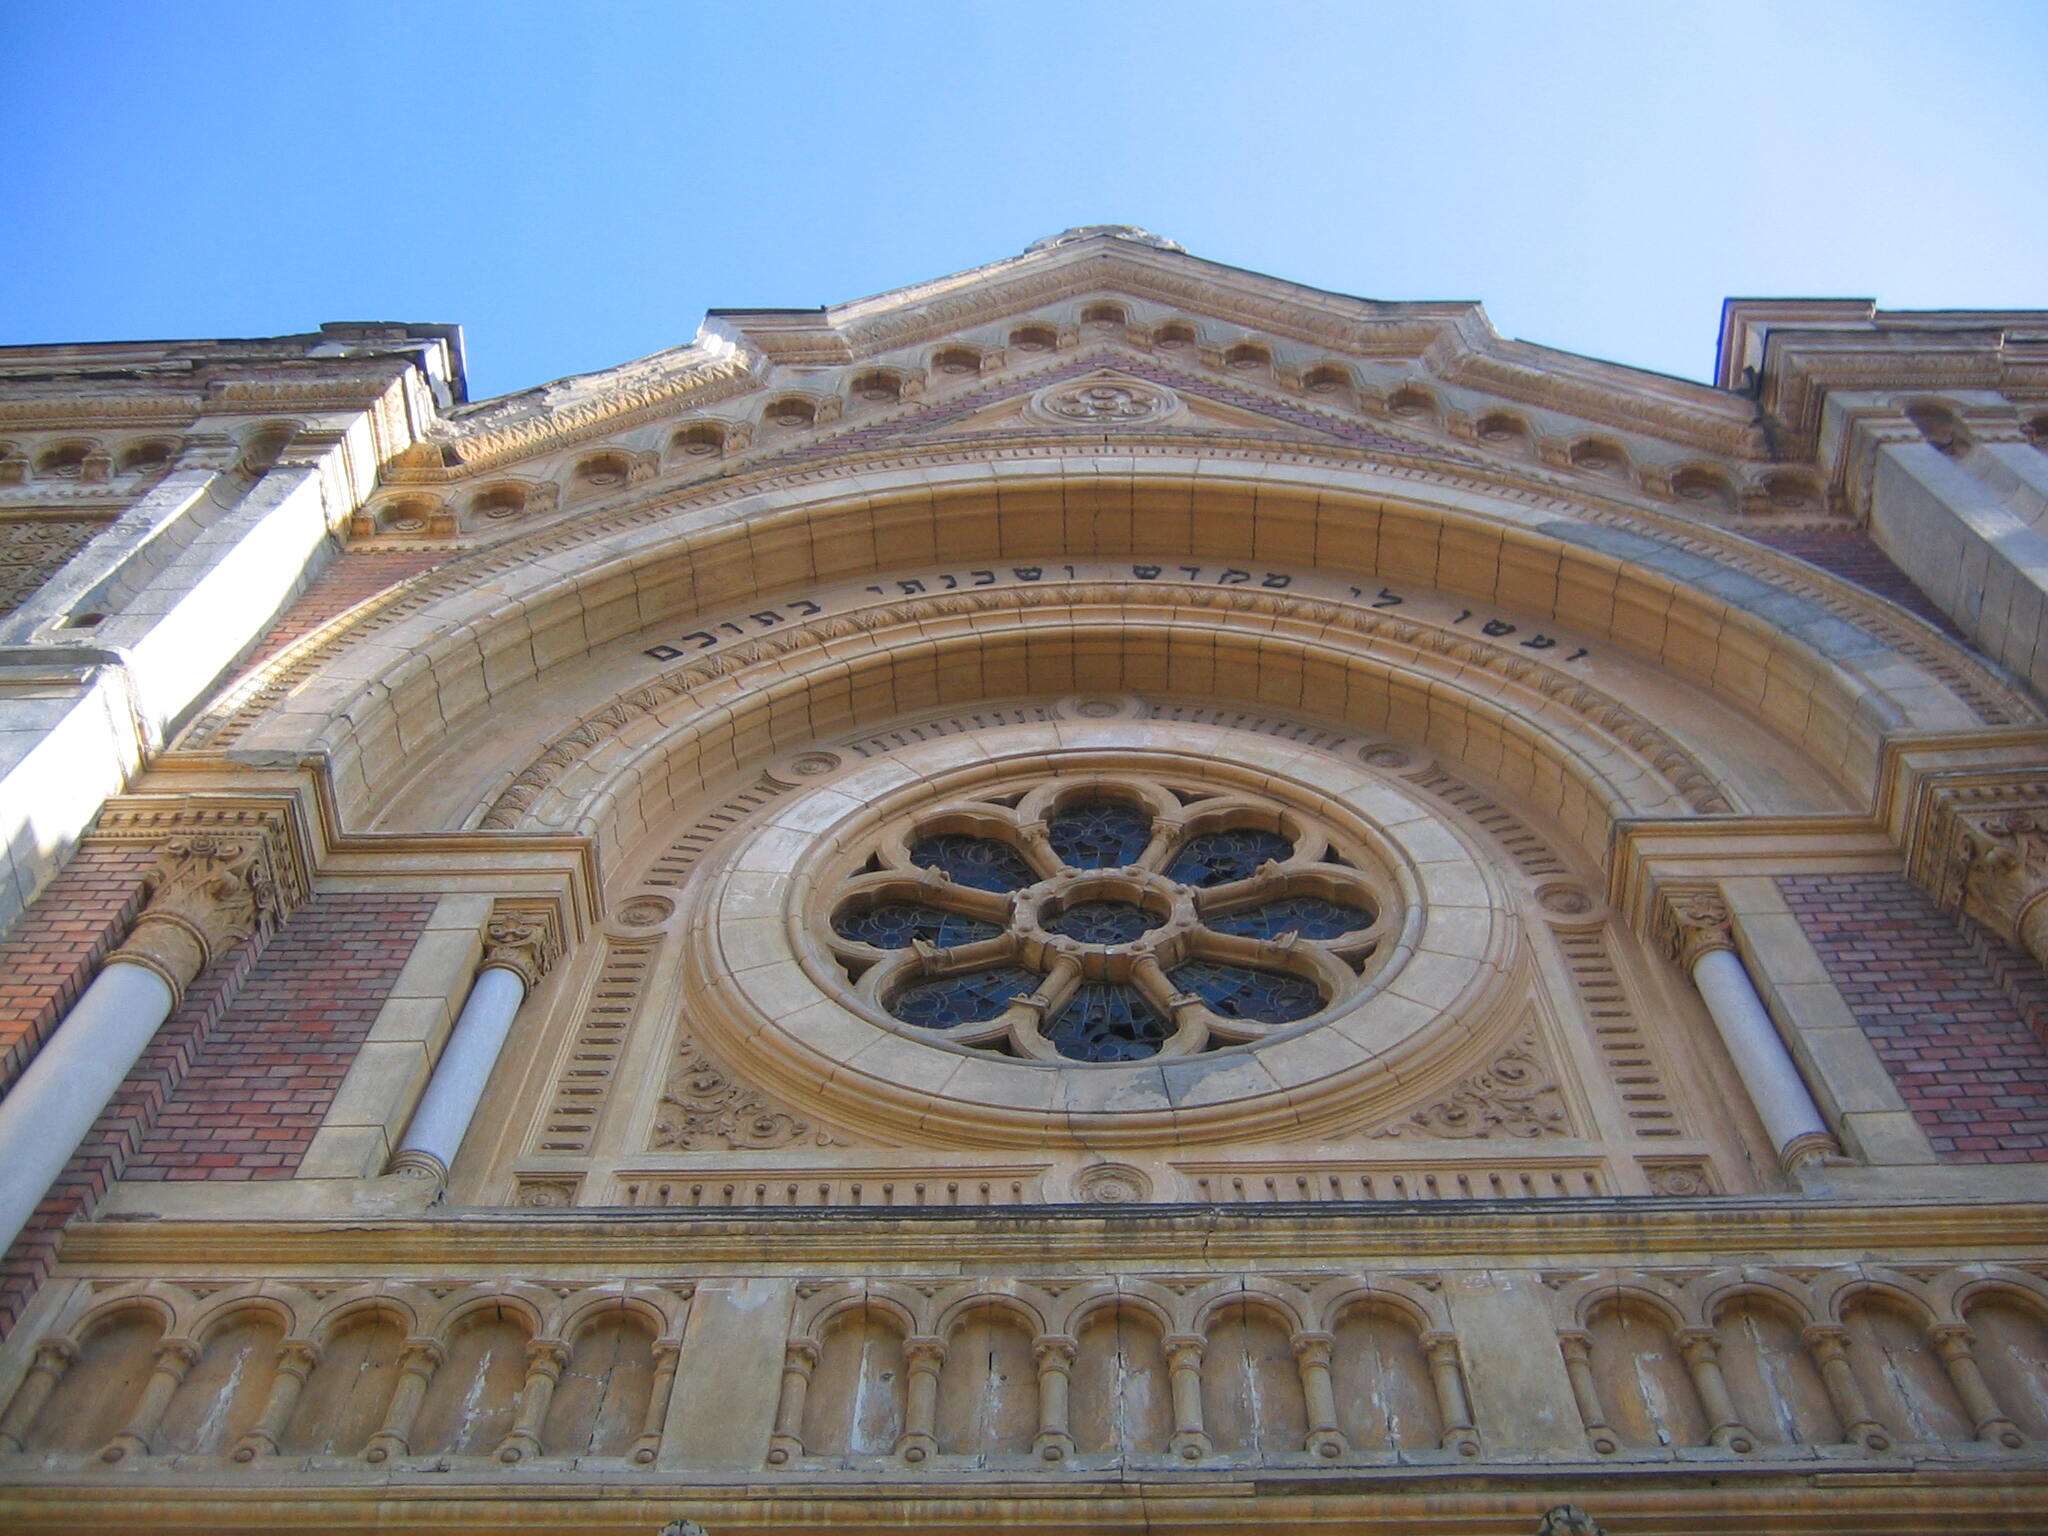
[686,723,1518,1146]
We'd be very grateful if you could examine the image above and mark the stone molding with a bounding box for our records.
[476,577,1735,831]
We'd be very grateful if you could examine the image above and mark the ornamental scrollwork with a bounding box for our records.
[1370,1029,1570,1140]
[651,1040,836,1151]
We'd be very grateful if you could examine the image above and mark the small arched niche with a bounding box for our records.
[1081,303,1127,331]
[1569,436,1629,476]
[1200,1300,1307,1455]
[468,484,528,524]
[1302,363,1351,398]
[1962,1291,2048,1439]
[669,421,727,460]
[570,450,634,499]
[763,397,817,432]
[1152,321,1196,351]
[848,371,901,408]
[1475,411,1530,450]
[930,346,982,378]
[1224,342,1272,374]
[1671,465,1737,514]
[1069,1305,1172,1457]
[24,1309,163,1454]
[1010,325,1058,354]
[1387,385,1436,421]
[804,1304,908,1457]
[283,1307,407,1456]
[542,1307,658,1458]
[1710,1292,1840,1447]
[1329,1300,1442,1453]
[934,1303,1037,1456]
[1841,1293,1972,1445]
[157,1307,285,1455]
[411,1307,533,1456]
[1584,1297,1706,1450]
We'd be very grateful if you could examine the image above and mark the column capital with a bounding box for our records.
[1656,884,1735,969]
[1032,1334,1078,1369]
[783,1338,821,1372]
[1161,1333,1206,1367]
[1288,1330,1335,1367]
[1916,782,2048,959]
[480,899,565,989]
[113,827,296,998]
[903,1335,947,1371]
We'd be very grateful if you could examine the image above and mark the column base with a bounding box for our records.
[386,1149,448,1189]
[1169,1430,1210,1461]
[895,1431,937,1465]
[1306,1427,1348,1459]
[1032,1430,1074,1463]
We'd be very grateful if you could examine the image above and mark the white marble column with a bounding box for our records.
[0,832,279,1258]
[1666,889,1836,1170]
[389,908,558,1185]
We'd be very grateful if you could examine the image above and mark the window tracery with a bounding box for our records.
[821,776,1392,1063]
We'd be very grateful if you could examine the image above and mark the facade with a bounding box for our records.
[0,227,2046,1533]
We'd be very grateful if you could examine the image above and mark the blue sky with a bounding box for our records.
[4,1,2044,401]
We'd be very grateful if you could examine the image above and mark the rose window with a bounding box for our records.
[824,777,1394,1063]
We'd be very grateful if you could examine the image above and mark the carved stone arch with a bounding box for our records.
[1318,1279,1448,1338]
[935,1291,1048,1342]
[1059,1285,1178,1339]
[431,1288,549,1342]
[1947,1266,2048,1327]
[310,1293,419,1346]
[550,1287,673,1344]
[1191,1281,1308,1337]
[1692,1268,1818,1333]
[189,454,2021,814]
[804,1290,919,1345]
[1814,1268,1942,1328]
[489,609,1704,868]
[185,1290,300,1345]
[68,1287,183,1340]
[1571,1277,1691,1336]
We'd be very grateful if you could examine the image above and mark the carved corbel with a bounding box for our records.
[480,900,565,990]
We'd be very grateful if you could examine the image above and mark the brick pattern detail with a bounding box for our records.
[243,550,445,668]
[0,845,155,1095]
[1779,873,2048,1162]
[0,927,263,1336]
[0,889,435,1337]
[126,892,436,1182]
[1745,528,1965,640]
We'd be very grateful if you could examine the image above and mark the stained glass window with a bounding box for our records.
[1046,799,1153,869]
[1164,828,1294,886]
[834,902,1003,949]
[1169,960,1322,1023]
[908,833,1036,892]
[1208,895,1374,941]
[1045,983,1171,1062]
[1046,900,1163,944]
[890,965,1041,1027]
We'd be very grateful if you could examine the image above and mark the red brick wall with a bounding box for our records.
[243,549,445,669]
[0,846,154,1095]
[1779,873,2048,1162]
[126,892,436,1181]
[0,888,436,1336]
[0,927,263,1335]
[1745,528,1966,640]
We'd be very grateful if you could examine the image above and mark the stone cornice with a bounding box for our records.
[53,1196,2048,1271]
